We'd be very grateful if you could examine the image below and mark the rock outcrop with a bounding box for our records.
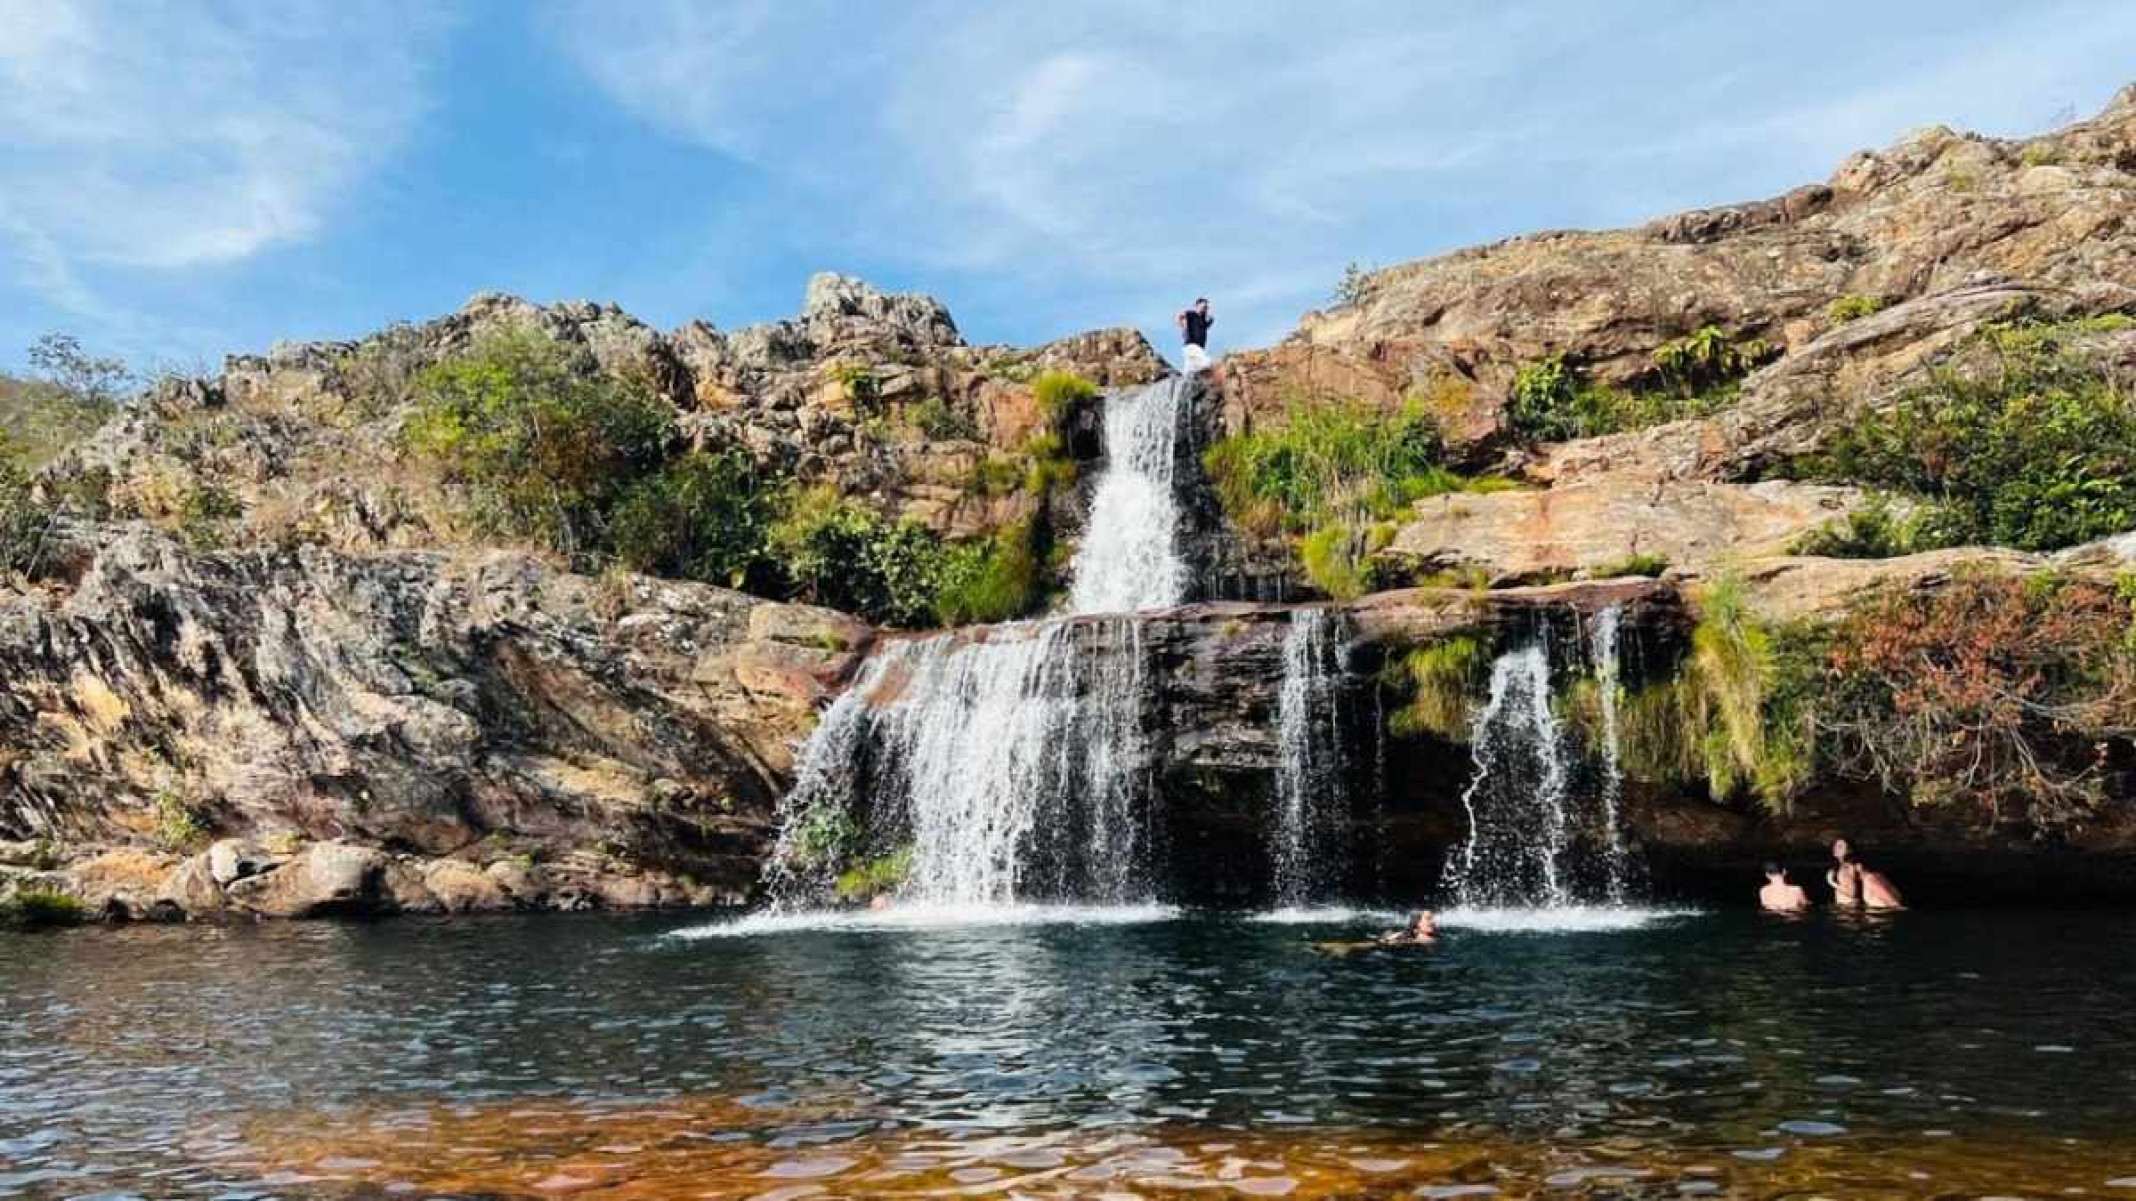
[1226,85,2136,453]
[55,274,1169,557]
[0,523,869,916]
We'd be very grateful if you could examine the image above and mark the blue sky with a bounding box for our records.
[3,1,2134,376]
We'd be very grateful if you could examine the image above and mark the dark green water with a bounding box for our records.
[3,906,2134,1198]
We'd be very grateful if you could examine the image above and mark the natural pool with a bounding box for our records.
[3,906,2133,1198]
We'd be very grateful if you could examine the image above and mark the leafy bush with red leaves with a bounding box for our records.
[1812,574,2136,829]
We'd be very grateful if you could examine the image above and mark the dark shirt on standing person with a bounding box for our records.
[1182,309,1212,347]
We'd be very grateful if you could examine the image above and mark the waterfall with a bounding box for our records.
[769,377,1194,909]
[1068,376,1191,615]
[773,620,1158,906]
[1443,627,1642,910]
[1272,608,1348,905]
[1442,645,1576,909]
[1591,605,1632,903]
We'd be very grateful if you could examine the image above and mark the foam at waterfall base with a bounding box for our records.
[1249,905,1405,925]
[1434,905,1702,933]
[667,902,1181,939]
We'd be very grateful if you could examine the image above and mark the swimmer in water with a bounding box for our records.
[1377,910,1439,945]
[1827,837,1863,906]
[1759,862,1812,913]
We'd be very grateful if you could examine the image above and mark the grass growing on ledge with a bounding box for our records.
[1206,397,1489,597]
[1797,322,2136,553]
[1386,633,1492,741]
[1032,370,1098,422]
[1204,398,1456,537]
[1506,327,1773,444]
[1,889,86,929]
[1827,294,1888,324]
[1591,552,1670,579]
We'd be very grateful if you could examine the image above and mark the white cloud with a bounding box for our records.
[533,3,2136,349]
[0,0,449,314]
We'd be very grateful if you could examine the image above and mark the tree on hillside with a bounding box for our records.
[28,333,133,407]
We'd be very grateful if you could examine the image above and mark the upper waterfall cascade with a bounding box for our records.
[1067,375,1193,615]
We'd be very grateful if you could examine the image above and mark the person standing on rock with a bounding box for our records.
[1177,297,1214,372]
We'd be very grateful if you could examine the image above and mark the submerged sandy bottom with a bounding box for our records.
[246,1091,2136,1200]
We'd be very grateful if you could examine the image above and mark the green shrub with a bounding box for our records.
[1334,261,1374,306]
[1,888,86,929]
[0,443,51,574]
[831,363,881,413]
[152,790,209,851]
[935,519,1044,625]
[177,484,243,550]
[1591,552,1669,579]
[1031,370,1098,422]
[1506,356,1693,442]
[1788,495,1926,559]
[1205,398,1456,537]
[1800,339,2136,551]
[786,804,862,871]
[1506,355,1590,443]
[771,488,950,628]
[1506,329,1770,444]
[1387,633,1491,739]
[0,378,116,470]
[1651,325,1772,396]
[834,845,913,902]
[908,395,979,441]
[610,450,781,591]
[403,329,674,560]
[1020,432,1077,495]
[1300,522,1372,600]
[1827,294,1888,325]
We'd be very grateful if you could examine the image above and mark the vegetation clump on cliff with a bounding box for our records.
[1796,317,2136,554]
[1505,325,1774,444]
[1621,571,2136,827]
[1203,398,1495,598]
[399,330,1063,628]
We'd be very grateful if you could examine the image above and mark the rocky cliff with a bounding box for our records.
[11,87,2136,919]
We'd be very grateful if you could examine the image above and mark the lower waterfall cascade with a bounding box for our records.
[1590,605,1635,904]
[1441,618,1640,910]
[1271,607,1350,906]
[771,619,1158,906]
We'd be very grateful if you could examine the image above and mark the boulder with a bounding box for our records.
[65,850,180,919]
[225,842,395,918]
[206,838,278,885]
[421,859,513,913]
[157,854,228,917]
